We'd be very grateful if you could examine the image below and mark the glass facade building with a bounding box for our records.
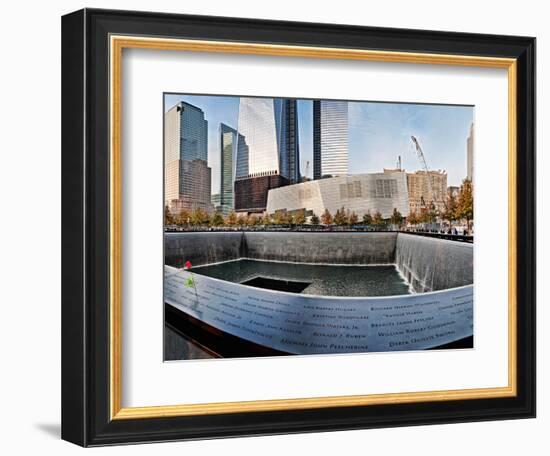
[279,99,300,183]
[466,122,474,182]
[219,123,239,214]
[313,100,349,180]
[236,97,277,179]
[164,101,212,213]
[235,174,290,214]
[235,97,300,212]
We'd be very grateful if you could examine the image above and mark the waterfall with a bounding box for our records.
[395,233,473,292]
[165,232,473,293]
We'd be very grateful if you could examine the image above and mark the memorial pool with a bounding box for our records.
[191,259,411,297]
[164,232,474,358]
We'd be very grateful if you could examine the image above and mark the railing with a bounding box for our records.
[164,225,473,242]
[165,224,388,233]
[400,231,474,243]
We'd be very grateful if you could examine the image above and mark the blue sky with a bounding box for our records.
[165,94,473,194]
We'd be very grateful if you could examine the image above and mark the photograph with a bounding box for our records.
[57,6,536,447]
[163,93,475,360]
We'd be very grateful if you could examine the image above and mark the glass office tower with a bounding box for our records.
[236,98,279,179]
[234,97,299,212]
[278,99,300,184]
[164,101,211,213]
[219,123,239,214]
[313,100,348,180]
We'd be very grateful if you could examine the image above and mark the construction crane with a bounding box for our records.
[410,135,434,206]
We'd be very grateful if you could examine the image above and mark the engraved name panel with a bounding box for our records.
[164,266,473,355]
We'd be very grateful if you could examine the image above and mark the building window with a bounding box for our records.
[375,179,398,198]
[339,180,362,199]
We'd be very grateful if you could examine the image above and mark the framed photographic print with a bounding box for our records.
[61,8,536,447]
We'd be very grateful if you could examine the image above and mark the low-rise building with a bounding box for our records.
[265,172,409,220]
[383,168,448,215]
[405,170,447,214]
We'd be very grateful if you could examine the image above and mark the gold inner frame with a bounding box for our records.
[109,35,517,420]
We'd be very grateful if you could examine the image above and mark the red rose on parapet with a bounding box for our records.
[182,260,198,306]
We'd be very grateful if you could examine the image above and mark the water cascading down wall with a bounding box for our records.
[164,232,473,293]
[164,232,473,355]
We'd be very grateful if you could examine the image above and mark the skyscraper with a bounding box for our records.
[278,99,300,183]
[234,97,300,213]
[313,100,349,180]
[466,122,474,182]
[219,123,239,214]
[164,101,212,214]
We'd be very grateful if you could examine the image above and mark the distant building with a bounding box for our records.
[281,99,301,184]
[211,193,221,207]
[447,186,460,198]
[218,123,240,215]
[313,100,348,180]
[236,174,290,214]
[467,122,474,182]
[266,172,409,220]
[400,169,448,215]
[168,159,213,215]
[234,97,299,213]
[164,101,212,214]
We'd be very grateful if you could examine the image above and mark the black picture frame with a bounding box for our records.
[62,8,535,447]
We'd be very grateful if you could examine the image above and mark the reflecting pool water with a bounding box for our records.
[192,259,411,297]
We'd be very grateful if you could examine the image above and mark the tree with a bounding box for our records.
[408,210,418,226]
[164,205,174,225]
[294,209,306,225]
[418,203,438,228]
[272,211,286,225]
[334,207,348,226]
[190,208,209,226]
[442,193,459,228]
[390,208,403,227]
[334,208,342,225]
[236,214,247,227]
[320,208,333,225]
[225,211,237,226]
[247,214,259,226]
[418,207,429,224]
[176,208,190,226]
[426,202,439,224]
[260,213,272,225]
[349,211,359,225]
[372,210,384,227]
[418,203,437,226]
[362,210,373,225]
[457,179,474,231]
[310,213,320,225]
[210,211,224,227]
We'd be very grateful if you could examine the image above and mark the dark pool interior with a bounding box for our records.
[191,259,411,297]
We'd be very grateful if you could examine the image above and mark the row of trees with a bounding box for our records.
[318,207,402,227]
[434,179,474,230]
[164,205,402,228]
[164,206,307,228]
[406,179,474,229]
[165,207,319,227]
[165,179,474,230]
